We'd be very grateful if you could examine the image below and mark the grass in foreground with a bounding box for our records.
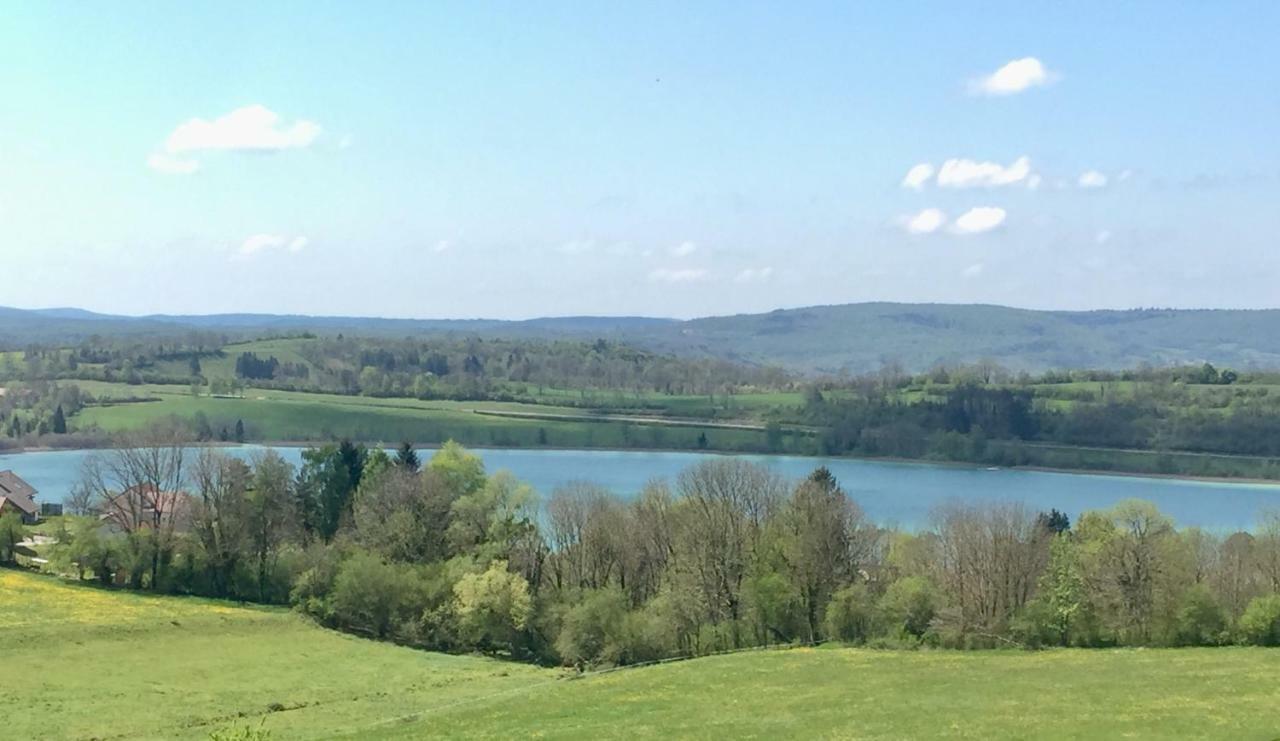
[6,568,1280,739]
[0,569,549,739]
[374,645,1280,739]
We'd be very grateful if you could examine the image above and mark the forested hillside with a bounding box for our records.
[8,303,1280,373]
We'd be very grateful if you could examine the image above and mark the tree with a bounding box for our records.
[394,442,420,472]
[781,467,872,641]
[453,561,532,653]
[674,459,785,648]
[1036,534,1086,646]
[191,450,251,597]
[0,512,25,564]
[1238,594,1280,646]
[189,356,202,377]
[329,551,427,639]
[297,441,366,542]
[354,464,452,564]
[51,404,67,434]
[234,419,245,443]
[1173,585,1226,646]
[555,589,629,667]
[879,575,942,638]
[79,424,191,588]
[824,584,876,643]
[246,450,297,601]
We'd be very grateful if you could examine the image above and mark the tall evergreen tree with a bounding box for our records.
[394,441,421,472]
[51,405,67,434]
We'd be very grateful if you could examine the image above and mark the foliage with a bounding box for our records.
[1237,594,1280,646]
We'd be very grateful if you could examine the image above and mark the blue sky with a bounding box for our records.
[2,2,1278,318]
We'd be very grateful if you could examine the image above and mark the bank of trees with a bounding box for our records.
[16,432,1280,667]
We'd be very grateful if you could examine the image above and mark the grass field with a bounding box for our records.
[66,381,792,452]
[7,568,1280,740]
[0,569,551,740]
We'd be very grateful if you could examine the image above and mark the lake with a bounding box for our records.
[2,446,1278,530]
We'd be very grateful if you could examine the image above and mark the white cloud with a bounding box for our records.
[670,240,698,257]
[734,267,774,283]
[433,240,451,253]
[951,207,1007,234]
[1095,230,1112,245]
[970,57,1053,96]
[901,163,935,191]
[164,105,321,154]
[149,105,321,173]
[1078,170,1109,188]
[962,263,985,278]
[903,208,947,234]
[146,153,199,175]
[237,233,308,257]
[937,156,1033,188]
[649,267,709,283]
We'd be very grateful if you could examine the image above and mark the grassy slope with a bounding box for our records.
[377,646,1280,739]
[0,569,550,740]
[70,382,780,451]
[6,569,1280,739]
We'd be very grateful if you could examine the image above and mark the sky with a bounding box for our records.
[2,2,1278,319]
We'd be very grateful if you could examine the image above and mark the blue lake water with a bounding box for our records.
[2,446,1278,530]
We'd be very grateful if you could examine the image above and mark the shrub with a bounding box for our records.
[328,550,428,639]
[1238,595,1280,646]
[555,589,628,667]
[824,584,876,644]
[1173,585,1227,646]
[453,560,532,653]
[879,576,942,638]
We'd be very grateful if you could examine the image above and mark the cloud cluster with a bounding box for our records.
[951,207,1007,234]
[1077,170,1109,188]
[970,57,1053,96]
[238,234,308,257]
[902,207,1006,235]
[905,208,947,234]
[903,156,1037,190]
[149,105,321,174]
[669,241,698,257]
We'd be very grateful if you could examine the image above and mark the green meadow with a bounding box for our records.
[69,381,787,451]
[5,569,1280,740]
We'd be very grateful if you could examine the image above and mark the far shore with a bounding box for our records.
[4,439,1280,489]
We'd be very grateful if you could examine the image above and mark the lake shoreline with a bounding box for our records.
[4,439,1280,489]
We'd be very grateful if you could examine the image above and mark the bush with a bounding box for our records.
[328,550,428,639]
[452,560,532,653]
[824,584,876,644]
[555,589,628,667]
[879,576,942,638]
[1238,595,1280,646]
[1173,585,1227,646]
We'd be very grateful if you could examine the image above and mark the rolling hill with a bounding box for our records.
[7,569,1280,740]
[6,302,1280,373]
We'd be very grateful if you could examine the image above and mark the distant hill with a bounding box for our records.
[627,304,1280,373]
[5,302,1280,373]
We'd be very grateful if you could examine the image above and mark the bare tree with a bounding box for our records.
[79,423,191,588]
[932,500,1049,632]
[191,449,251,597]
[674,459,785,648]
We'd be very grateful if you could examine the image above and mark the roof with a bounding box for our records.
[0,470,39,516]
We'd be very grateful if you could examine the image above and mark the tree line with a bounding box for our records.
[10,430,1280,668]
